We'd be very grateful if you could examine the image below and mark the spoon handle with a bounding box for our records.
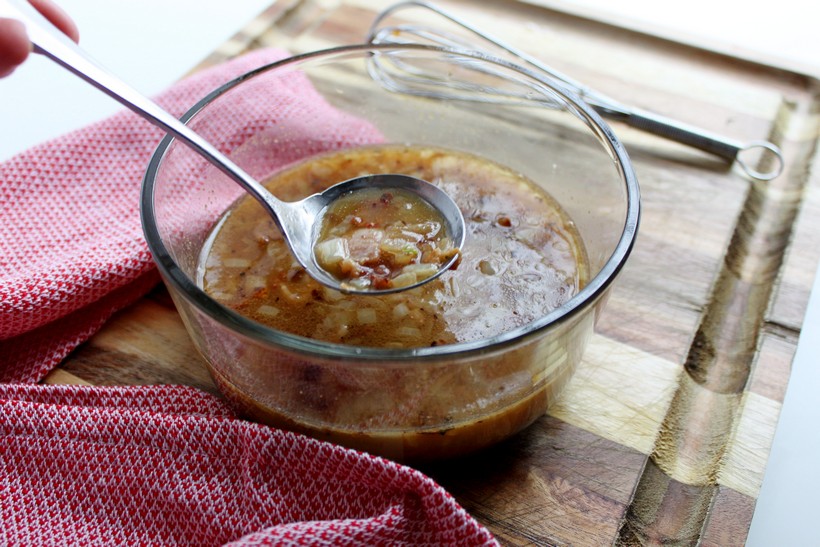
[0,0,282,211]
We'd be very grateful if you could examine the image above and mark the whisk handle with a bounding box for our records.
[621,108,739,160]
[609,107,784,181]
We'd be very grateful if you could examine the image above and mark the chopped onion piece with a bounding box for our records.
[379,237,419,266]
[342,277,371,291]
[403,221,441,238]
[224,258,251,268]
[322,311,351,330]
[256,304,280,317]
[390,272,417,289]
[356,308,378,324]
[392,302,410,319]
[314,238,349,267]
[397,326,422,338]
[323,287,345,302]
[279,285,302,303]
[245,275,267,292]
[402,263,439,278]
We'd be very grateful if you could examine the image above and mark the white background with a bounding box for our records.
[2,0,818,542]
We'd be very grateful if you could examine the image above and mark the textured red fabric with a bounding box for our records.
[0,383,497,545]
[0,47,371,383]
[0,50,293,381]
[0,49,498,545]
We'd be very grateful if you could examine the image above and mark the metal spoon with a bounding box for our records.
[1,0,465,295]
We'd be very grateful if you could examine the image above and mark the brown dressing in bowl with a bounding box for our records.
[199,145,587,348]
[196,145,589,460]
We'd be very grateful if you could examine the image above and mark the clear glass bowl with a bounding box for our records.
[141,44,639,462]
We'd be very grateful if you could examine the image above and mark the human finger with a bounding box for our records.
[29,0,79,42]
[0,18,31,77]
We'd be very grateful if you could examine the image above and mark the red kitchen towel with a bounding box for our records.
[0,50,283,382]
[0,383,497,545]
[0,47,375,383]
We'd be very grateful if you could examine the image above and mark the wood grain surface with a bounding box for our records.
[49,1,820,544]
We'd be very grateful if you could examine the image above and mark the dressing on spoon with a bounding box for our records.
[314,183,462,293]
[0,0,465,295]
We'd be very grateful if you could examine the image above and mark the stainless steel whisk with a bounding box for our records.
[367,0,784,181]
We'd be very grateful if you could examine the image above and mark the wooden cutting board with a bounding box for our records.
[48,1,820,544]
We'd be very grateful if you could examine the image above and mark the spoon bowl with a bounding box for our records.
[1,0,464,294]
[287,173,465,294]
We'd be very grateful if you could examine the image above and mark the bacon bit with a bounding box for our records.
[446,249,462,270]
[253,287,270,300]
[338,259,359,278]
[286,267,305,282]
[371,276,392,291]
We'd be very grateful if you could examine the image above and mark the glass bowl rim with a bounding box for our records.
[140,42,640,362]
